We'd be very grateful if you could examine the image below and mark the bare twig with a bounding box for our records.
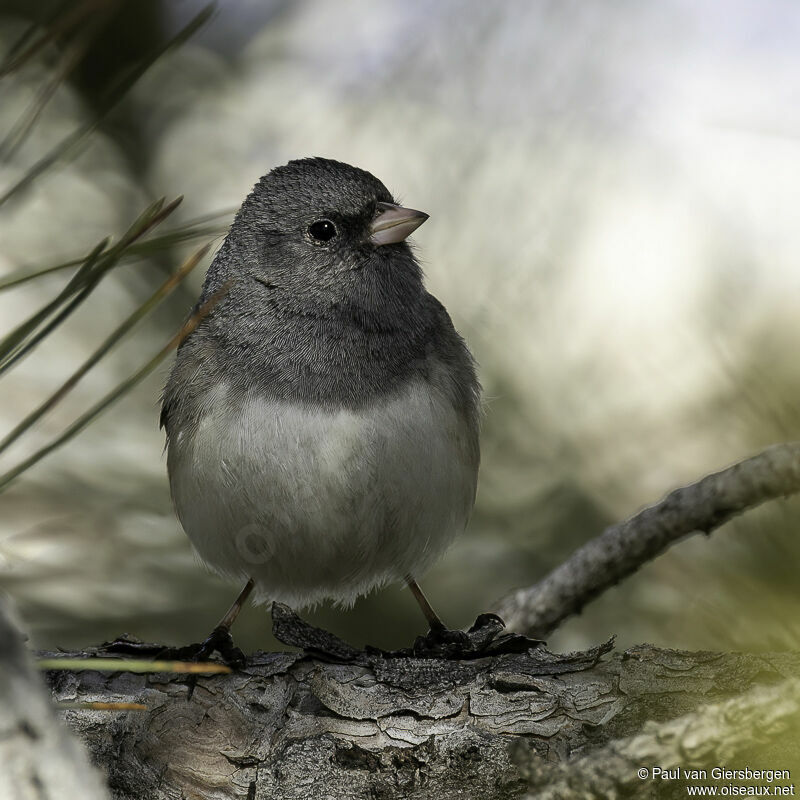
[494,442,800,638]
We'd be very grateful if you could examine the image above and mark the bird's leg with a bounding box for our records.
[405,575,446,631]
[216,576,256,631]
[159,577,254,669]
[405,575,472,655]
[194,577,255,665]
[405,575,544,658]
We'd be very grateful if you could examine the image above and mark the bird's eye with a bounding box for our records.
[307,219,337,242]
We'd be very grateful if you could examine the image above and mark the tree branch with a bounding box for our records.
[493,442,800,638]
[40,639,800,800]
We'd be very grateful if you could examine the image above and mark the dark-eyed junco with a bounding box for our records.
[161,157,480,650]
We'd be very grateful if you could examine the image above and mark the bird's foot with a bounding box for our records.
[94,629,246,700]
[411,622,472,658]
[156,625,246,670]
[154,626,246,700]
[410,613,543,659]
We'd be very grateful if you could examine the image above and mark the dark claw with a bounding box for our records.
[157,626,246,669]
[199,625,247,669]
[409,613,544,659]
[158,626,246,700]
[412,625,472,657]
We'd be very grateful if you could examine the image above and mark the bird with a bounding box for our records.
[160,157,481,655]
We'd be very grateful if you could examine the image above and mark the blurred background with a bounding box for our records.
[1,0,800,658]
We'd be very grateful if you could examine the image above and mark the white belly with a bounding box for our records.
[167,379,477,608]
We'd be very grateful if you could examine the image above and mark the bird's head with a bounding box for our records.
[207,158,429,311]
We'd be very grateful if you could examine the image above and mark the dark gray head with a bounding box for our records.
[200,157,429,316]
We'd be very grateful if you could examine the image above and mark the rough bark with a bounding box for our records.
[42,639,800,800]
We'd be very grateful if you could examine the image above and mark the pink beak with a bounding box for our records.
[369,202,429,246]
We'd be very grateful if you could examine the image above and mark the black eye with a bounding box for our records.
[307,219,337,242]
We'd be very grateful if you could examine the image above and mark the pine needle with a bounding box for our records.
[38,657,230,675]
[0,284,226,493]
[0,244,209,456]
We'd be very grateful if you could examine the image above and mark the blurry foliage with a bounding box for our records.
[0,2,214,205]
[0,4,226,491]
